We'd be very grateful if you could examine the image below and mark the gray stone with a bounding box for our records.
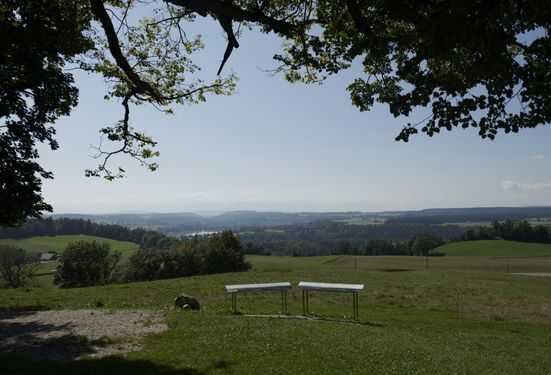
[174,294,200,310]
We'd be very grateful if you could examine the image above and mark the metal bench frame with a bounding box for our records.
[298,281,364,320]
[225,282,292,314]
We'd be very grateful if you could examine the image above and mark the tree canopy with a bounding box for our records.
[1,0,550,226]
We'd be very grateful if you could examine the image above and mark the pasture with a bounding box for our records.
[437,239,551,258]
[0,235,139,259]
[1,248,551,374]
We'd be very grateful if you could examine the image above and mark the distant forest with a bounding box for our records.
[459,220,551,244]
[3,216,551,257]
[242,220,551,256]
[0,218,177,250]
[238,220,462,256]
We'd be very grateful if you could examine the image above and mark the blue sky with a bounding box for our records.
[39,18,551,214]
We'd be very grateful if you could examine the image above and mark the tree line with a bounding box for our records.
[1,230,250,289]
[245,234,445,257]
[460,221,551,244]
[238,220,464,242]
[0,217,177,250]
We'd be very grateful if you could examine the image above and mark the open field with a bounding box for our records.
[437,240,551,258]
[334,218,384,225]
[0,235,139,259]
[1,253,551,374]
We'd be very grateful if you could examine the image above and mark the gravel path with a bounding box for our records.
[0,309,167,361]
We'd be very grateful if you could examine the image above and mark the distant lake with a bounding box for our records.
[167,230,220,238]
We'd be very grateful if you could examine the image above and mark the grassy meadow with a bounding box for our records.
[2,237,551,374]
[0,235,140,282]
[437,240,551,258]
[0,235,139,258]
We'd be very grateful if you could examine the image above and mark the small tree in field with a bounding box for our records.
[0,245,39,288]
[54,241,120,288]
[205,230,251,274]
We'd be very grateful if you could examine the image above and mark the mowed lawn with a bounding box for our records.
[437,239,551,258]
[1,252,551,374]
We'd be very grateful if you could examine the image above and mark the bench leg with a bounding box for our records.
[352,292,359,321]
[302,290,306,316]
[231,292,237,313]
[281,290,286,314]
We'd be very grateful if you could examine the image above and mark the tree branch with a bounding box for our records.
[345,0,373,38]
[217,17,240,75]
[165,0,299,36]
[89,0,161,100]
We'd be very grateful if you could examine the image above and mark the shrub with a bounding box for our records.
[124,248,165,281]
[0,245,39,288]
[124,230,250,282]
[54,241,120,287]
[204,230,251,273]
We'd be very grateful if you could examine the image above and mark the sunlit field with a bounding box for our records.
[2,244,551,374]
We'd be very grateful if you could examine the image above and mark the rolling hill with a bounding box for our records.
[436,240,551,258]
[0,235,139,258]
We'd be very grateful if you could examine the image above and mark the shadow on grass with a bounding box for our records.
[238,313,386,327]
[0,353,201,375]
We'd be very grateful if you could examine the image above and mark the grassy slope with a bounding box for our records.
[0,235,139,259]
[1,255,551,374]
[437,239,551,258]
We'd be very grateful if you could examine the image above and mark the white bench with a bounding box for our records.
[298,281,364,320]
[225,282,292,314]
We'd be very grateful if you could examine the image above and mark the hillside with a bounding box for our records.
[1,255,551,374]
[436,240,551,258]
[0,235,139,259]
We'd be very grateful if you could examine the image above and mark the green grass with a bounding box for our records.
[2,254,551,373]
[437,240,551,258]
[0,235,139,259]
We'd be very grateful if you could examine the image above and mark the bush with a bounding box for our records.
[124,230,250,282]
[125,244,205,281]
[124,248,165,281]
[0,245,39,288]
[407,234,445,256]
[54,241,121,287]
[204,230,251,273]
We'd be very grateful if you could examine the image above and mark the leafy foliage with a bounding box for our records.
[0,0,92,226]
[461,220,551,244]
[2,0,550,227]
[273,0,551,141]
[0,245,39,288]
[124,230,250,282]
[406,234,445,256]
[54,240,121,287]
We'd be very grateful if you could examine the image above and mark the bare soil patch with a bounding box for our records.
[0,309,167,361]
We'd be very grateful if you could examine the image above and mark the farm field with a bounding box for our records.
[437,239,551,258]
[334,218,384,225]
[1,250,551,374]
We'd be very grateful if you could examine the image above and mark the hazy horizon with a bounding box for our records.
[46,203,551,216]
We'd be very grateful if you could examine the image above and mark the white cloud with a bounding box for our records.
[502,180,551,190]
[531,154,545,159]
[502,180,521,190]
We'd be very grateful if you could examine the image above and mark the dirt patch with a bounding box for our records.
[0,309,167,361]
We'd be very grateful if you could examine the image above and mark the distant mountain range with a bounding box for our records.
[49,206,551,235]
